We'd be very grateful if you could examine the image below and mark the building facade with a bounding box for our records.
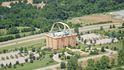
[45,22,77,49]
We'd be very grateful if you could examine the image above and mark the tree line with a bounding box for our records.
[0,0,124,32]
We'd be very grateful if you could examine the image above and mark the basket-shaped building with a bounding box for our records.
[45,22,77,49]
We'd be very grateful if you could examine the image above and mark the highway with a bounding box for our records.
[0,23,122,48]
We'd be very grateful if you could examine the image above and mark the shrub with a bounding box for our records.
[90,48,99,55]
[122,22,124,28]
[30,59,34,63]
[8,27,19,34]
[100,26,103,30]
[0,35,15,42]
[1,64,4,68]
[3,49,8,53]
[49,53,53,58]
[10,55,14,59]
[66,56,70,59]
[20,63,24,66]
[60,62,66,69]
[31,48,36,52]
[15,34,21,38]
[16,61,19,65]
[13,64,16,68]
[6,56,9,59]
[8,62,12,68]
[21,27,35,32]
[1,57,5,60]
[101,46,106,52]
[116,67,124,70]
[113,47,117,51]
[25,59,28,62]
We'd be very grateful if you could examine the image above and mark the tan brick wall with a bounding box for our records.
[45,34,77,49]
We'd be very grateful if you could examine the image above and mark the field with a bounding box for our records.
[0,26,41,42]
[109,65,124,70]
[95,40,122,50]
[0,38,57,70]
[0,26,40,36]
[0,38,45,52]
[67,13,123,26]
[4,55,57,70]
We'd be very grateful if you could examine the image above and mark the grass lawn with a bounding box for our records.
[109,65,124,70]
[0,26,40,38]
[0,29,7,36]
[89,28,124,35]
[0,39,45,52]
[1,54,58,70]
[67,13,122,26]
[94,40,122,49]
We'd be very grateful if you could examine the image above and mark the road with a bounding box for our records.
[0,23,122,48]
[35,49,117,70]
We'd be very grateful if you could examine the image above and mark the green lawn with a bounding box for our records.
[0,29,7,36]
[1,55,57,70]
[90,28,124,35]
[0,39,45,52]
[109,65,124,70]
[93,40,122,50]
[0,26,41,38]
[0,37,57,70]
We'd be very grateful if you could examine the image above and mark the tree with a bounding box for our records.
[101,56,110,69]
[60,62,66,69]
[74,52,80,58]
[111,58,116,67]
[100,26,103,30]
[85,59,96,70]
[32,48,36,52]
[8,62,12,68]
[101,46,106,52]
[25,58,28,62]
[112,25,116,28]
[20,63,24,66]
[74,27,79,34]
[3,49,8,53]
[30,59,34,63]
[19,47,24,53]
[118,40,124,65]
[23,0,28,3]
[95,56,110,70]
[8,27,19,34]
[67,56,78,70]
[90,48,99,55]
[110,25,112,29]
[29,53,34,59]
[1,64,4,68]
[16,61,19,65]
[95,60,101,70]
[87,45,91,50]
[122,22,124,28]
[15,34,21,38]
[113,0,124,3]
[13,64,16,68]
[84,39,87,44]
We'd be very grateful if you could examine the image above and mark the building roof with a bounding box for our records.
[48,31,69,37]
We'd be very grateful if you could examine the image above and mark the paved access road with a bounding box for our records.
[0,23,122,48]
